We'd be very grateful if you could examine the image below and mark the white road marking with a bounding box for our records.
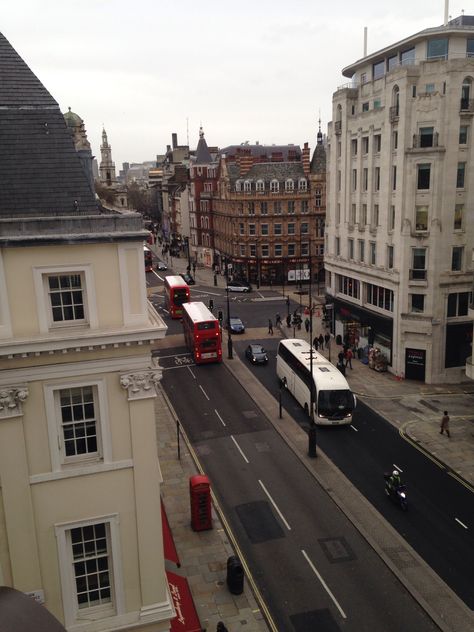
[160,352,191,359]
[187,366,196,379]
[151,270,165,281]
[215,409,226,427]
[199,385,210,400]
[230,435,249,463]
[301,550,347,619]
[350,424,358,432]
[258,480,291,531]
[393,463,403,473]
[199,290,221,296]
[455,517,468,529]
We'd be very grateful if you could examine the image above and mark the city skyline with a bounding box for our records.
[2,0,466,167]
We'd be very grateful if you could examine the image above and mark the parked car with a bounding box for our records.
[245,344,268,365]
[181,273,195,285]
[228,316,245,334]
[156,260,167,270]
[227,280,252,293]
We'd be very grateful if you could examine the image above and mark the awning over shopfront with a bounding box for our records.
[161,498,180,567]
[166,570,203,632]
[161,498,203,632]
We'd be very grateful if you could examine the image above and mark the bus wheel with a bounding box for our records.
[304,403,309,416]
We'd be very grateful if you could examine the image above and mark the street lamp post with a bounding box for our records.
[225,257,233,359]
[308,236,317,458]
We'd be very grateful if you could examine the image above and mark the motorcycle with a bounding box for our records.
[384,474,408,510]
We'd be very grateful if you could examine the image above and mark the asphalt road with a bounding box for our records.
[233,337,474,610]
[161,354,439,632]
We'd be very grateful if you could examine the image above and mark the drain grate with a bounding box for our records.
[319,537,355,563]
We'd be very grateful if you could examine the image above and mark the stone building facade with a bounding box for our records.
[212,140,325,287]
[0,32,173,632]
[325,14,474,383]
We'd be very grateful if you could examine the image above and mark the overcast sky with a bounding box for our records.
[2,0,467,167]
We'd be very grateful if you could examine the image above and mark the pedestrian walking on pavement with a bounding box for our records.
[345,347,353,369]
[313,336,319,350]
[440,411,451,437]
[276,313,282,326]
[318,333,324,349]
[286,314,291,327]
[304,318,310,333]
[268,319,273,335]
[324,333,330,349]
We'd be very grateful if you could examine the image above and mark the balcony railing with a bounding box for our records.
[412,132,439,148]
[460,98,474,113]
[409,269,427,281]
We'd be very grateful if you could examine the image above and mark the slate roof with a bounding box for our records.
[220,144,302,160]
[227,161,305,183]
[310,144,326,174]
[0,32,100,216]
[195,136,213,164]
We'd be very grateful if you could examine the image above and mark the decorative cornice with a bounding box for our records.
[0,385,29,419]
[120,369,162,400]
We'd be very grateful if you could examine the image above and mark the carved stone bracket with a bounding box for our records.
[120,370,162,400]
[0,386,29,419]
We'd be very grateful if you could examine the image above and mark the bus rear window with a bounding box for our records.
[174,288,189,304]
[197,321,216,331]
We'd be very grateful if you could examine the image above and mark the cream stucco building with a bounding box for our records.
[326,14,474,383]
[0,32,173,631]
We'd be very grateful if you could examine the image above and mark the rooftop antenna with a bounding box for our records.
[364,26,368,57]
[444,0,449,25]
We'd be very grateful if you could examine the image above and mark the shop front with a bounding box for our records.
[333,297,393,365]
[230,256,311,288]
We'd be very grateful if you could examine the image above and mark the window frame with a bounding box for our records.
[55,514,125,627]
[44,378,111,472]
[410,294,425,313]
[451,246,464,271]
[33,265,98,334]
[417,164,431,190]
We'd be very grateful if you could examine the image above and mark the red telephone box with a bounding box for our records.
[189,475,212,531]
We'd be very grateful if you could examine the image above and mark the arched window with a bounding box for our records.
[244,180,252,192]
[270,179,279,193]
[285,178,294,192]
[256,179,264,193]
[461,77,472,109]
[298,178,307,191]
[235,180,242,192]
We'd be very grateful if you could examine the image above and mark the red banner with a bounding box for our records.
[167,570,202,632]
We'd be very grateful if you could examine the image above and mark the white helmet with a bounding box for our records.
[392,470,399,477]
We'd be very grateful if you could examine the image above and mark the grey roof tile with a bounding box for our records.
[0,32,99,217]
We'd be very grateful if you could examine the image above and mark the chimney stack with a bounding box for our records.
[172,133,178,149]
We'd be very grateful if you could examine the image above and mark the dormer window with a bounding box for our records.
[298,178,307,192]
[235,180,242,192]
[285,179,294,192]
[244,180,252,193]
[270,179,279,193]
[256,179,264,193]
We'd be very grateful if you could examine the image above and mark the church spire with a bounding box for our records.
[317,116,323,145]
[199,125,204,140]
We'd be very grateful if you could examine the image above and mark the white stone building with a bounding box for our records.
[326,14,474,383]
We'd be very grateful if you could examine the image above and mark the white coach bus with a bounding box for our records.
[276,338,356,425]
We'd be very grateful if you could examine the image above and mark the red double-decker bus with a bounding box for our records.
[144,245,153,272]
[164,275,190,319]
[182,302,222,364]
